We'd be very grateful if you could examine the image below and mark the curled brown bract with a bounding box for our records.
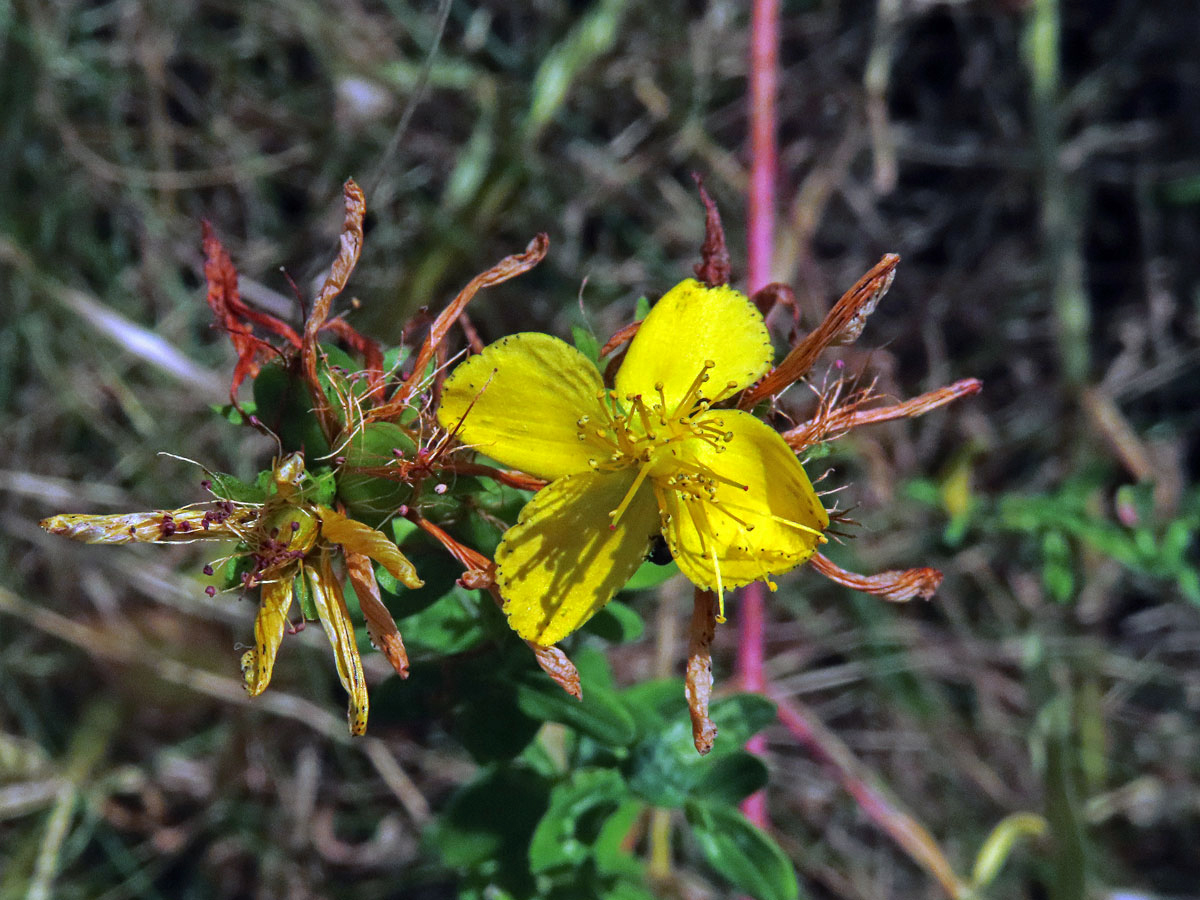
[527,642,583,700]
[302,179,366,440]
[202,222,301,402]
[378,233,550,417]
[785,378,983,451]
[810,553,943,602]
[692,173,731,288]
[739,254,900,409]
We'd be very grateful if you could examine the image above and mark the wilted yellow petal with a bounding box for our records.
[662,410,828,590]
[40,509,245,543]
[438,333,607,481]
[317,507,423,589]
[242,576,294,697]
[616,279,772,411]
[306,551,369,736]
[495,469,659,646]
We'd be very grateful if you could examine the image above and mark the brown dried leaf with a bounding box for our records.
[810,553,942,602]
[344,550,409,679]
[739,254,900,409]
[439,461,547,492]
[686,589,719,755]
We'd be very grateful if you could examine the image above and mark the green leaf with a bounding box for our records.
[379,538,468,618]
[593,799,645,877]
[251,360,332,459]
[709,693,778,747]
[391,516,420,546]
[303,466,338,507]
[206,471,266,503]
[514,672,637,747]
[399,586,490,655]
[634,296,650,320]
[623,693,776,807]
[336,421,415,526]
[685,799,801,900]
[572,324,602,370]
[970,812,1047,890]
[581,600,645,643]
[382,344,411,374]
[210,401,255,424]
[529,769,629,873]
[623,558,679,591]
[294,573,318,621]
[454,680,542,763]
[573,645,618,691]
[620,678,686,739]
[1160,172,1200,205]
[429,764,549,897]
[690,751,769,805]
[1041,530,1075,603]
[598,880,658,900]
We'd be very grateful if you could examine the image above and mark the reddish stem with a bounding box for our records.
[739,0,781,832]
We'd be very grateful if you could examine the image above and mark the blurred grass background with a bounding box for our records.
[2,0,1199,897]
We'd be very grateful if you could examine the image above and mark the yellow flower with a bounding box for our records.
[41,453,422,735]
[437,279,828,645]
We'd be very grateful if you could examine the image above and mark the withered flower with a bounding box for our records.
[41,452,422,735]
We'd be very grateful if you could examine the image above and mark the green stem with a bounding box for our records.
[1025,0,1091,390]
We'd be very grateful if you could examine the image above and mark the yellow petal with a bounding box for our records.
[242,576,294,697]
[661,410,828,590]
[306,551,369,736]
[495,468,660,645]
[438,333,607,481]
[317,507,423,589]
[616,279,772,411]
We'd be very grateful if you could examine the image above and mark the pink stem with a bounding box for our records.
[738,581,769,828]
[739,0,780,832]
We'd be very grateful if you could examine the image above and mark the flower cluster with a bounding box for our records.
[40,178,978,744]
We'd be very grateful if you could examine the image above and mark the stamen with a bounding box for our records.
[669,459,749,492]
[711,543,726,623]
[765,514,828,540]
[672,360,716,418]
[609,465,653,530]
[629,395,657,437]
[713,494,827,541]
